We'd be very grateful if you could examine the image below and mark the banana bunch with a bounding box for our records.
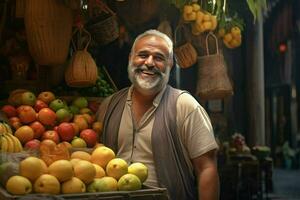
[218,26,242,49]
[0,122,23,153]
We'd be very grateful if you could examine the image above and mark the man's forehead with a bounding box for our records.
[134,35,169,53]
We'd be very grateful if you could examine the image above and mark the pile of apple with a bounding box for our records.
[4,146,148,195]
[1,89,103,151]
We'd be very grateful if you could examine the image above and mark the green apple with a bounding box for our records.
[56,108,72,122]
[69,105,80,115]
[21,91,36,106]
[71,137,87,148]
[128,162,148,183]
[87,177,118,192]
[118,174,142,191]
[49,99,65,111]
[6,175,32,195]
[72,97,88,109]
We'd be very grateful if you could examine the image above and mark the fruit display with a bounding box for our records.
[0,89,150,196]
[1,89,104,153]
[179,0,245,50]
[1,145,149,195]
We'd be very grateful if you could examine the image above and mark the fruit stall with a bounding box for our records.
[0,0,274,199]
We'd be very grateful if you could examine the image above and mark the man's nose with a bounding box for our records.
[145,55,155,66]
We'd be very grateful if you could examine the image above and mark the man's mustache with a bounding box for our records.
[134,65,162,76]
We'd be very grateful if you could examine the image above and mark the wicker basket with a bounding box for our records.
[65,28,98,87]
[115,0,160,28]
[87,1,119,45]
[24,0,73,66]
[174,24,197,69]
[196,32,233,100]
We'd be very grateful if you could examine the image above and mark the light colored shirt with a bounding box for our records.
[97,86,218,186]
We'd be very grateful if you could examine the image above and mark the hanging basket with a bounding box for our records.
[115,0,160,29]
[174,24,198,69]
[87,0,119,45]
[24,0,73,66]
[196,32,233,100]
[65,28,98,87]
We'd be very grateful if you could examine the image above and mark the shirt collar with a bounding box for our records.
[127,85,167,107]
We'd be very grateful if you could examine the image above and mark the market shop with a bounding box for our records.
[0,0,299,199]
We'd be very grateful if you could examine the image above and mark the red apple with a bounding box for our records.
[1,105,17,118]
[38,108,56,126]
[17,105,37,124]
[42,130,60,144]
[37,91,55,104]
[34,99,48,112]
[80,129,97,147]
[9,117,22,130]
[88,101,100,113]
[57,122,75,142]
[53,126,58,132]
[24,139,41,150]
[29,121,45,139]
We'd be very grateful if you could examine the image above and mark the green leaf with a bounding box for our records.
[246,0,257,23]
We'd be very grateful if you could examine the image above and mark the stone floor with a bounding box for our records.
[267,168,300,200]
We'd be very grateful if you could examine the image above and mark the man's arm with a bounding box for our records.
[192,149,219,200]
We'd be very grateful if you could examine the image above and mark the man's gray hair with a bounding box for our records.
[131,29,174,60]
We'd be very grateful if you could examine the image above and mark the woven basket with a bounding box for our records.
[24,0,73,66]
[196,32,233,100]
[115,0,159,27]
[174,24,197,69]
[87,1,119,45]
[65,28,98,87]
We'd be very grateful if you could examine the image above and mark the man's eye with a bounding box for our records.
[138,54,148,59]
[154,56,165,62]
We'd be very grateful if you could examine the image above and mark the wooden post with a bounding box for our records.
[246,12,266,146]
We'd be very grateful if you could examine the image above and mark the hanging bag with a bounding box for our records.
[196,32,233,100]
[87,0,119,45]
[64,28,98,87]
[174,24,198,69]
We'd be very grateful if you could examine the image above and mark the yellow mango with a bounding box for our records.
[223,33,233,43]
[183,5,193,14]
[192,3,201,12]
[196,11,204,25]
[202,21,212,31]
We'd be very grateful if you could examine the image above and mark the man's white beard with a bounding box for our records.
[128,62,171,96]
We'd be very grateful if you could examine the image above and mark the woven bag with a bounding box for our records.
[196,32,233,100]
[24,0,73,65]
[115,0,159,28]
[87,0,119,45]
[65,28,98,87]
[174,24,197,69]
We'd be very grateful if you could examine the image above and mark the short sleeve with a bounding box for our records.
[176,93,219,159]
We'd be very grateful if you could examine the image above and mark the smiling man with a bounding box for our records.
[96,29,219,200]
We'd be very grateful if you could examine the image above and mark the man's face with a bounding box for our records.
[128,35,172,96]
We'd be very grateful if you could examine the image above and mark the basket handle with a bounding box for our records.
[205,32,219,55]
[174,22,190,46]
[71,27,91,51]
[89,0,116,17]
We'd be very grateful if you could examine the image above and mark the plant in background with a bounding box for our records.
[246,0,268,23]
